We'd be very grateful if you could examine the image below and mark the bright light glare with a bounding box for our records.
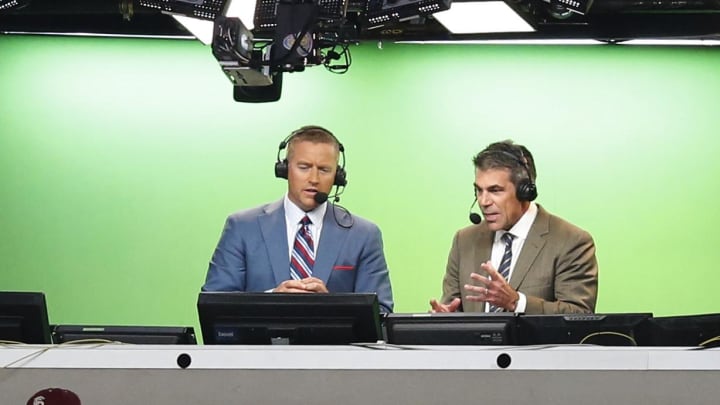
[173,0,256,45]
[433,1,534,34]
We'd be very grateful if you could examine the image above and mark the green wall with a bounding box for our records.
[1,35,719,332]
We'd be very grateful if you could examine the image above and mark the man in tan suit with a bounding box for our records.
[430,141,597,314]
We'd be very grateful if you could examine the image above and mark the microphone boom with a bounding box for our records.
[468,198,482,224]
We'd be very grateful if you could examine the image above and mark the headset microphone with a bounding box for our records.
[469,198,482,225]
[314,187,343,205]
[314,192,328,204]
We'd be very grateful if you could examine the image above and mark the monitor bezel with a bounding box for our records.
[385,312,518,345]
[51,325,197,345]
[635,313,720,347]
[0,291,52,344]
[197,291,382,345]
[516,313,653,346]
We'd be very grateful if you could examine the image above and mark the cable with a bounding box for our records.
[578,331,638,346]
[699,335,720,348]
[0,344,54,368]
[213,22,251,65]
[325,185,353,229]
[323,42,352,73]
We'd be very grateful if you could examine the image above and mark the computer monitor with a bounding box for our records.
[0,291,52,344]
[197,292,382,345]
[51,325,197,345]
[635,313,720,347]
[385,312,518,345]
[516,313,653,346]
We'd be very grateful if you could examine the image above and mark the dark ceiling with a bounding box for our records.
[2,0,720,42]
[0,0,188,37]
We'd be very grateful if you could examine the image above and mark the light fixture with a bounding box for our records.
[138,0,227,20]
[364,0,452,29]
[544,0,593,15]
[398,38,720,46]
[170,0,255,45]
[254,0,348,33]
[398,38,601,44]
[0,0,30,12]
[618,39,720,46]
[433,1,534,34]
[136,0,360,102]
[138,0,254,45]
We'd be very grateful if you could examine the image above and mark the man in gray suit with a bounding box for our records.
[430,141,597,314]
[203,125,393,313]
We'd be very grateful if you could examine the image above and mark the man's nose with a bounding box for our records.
[478,192,492,206]
[308,168,319,183]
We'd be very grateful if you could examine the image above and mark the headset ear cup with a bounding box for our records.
[526,183,538,201]
[334,166,347,187]
[516,179,538,202]
[275,159,289,179]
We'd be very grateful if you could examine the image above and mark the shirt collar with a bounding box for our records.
[495,202,538,242]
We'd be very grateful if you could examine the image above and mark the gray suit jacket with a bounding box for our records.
[441,205,597,314]
[202,199,394,313]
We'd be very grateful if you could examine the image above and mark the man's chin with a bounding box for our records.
[299,198,319,212]
[486,222,502,231]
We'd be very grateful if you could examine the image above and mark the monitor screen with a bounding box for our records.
[635,313,720,347]
[0,291,52,344]
[197,292,382,345]
[385,312,518,345]
[516,313,653,346]
[52,325,197,345]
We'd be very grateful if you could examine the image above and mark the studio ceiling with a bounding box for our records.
[2,0,720,42]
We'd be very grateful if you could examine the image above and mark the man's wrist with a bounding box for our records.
[513,291,528,313]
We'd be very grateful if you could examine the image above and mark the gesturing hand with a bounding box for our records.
[464,261,519,311]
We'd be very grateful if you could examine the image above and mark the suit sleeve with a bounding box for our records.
[202,215,247,291]
[524,229,598,314]
[354,224,394,313]
[440,231,463,307]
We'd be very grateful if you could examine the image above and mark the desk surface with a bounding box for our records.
[2,344,720,405]
[2,343,719,370]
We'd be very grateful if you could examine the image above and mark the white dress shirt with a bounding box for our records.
[283,194,327,261]
[486,202,538,313]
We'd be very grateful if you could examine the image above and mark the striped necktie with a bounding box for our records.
[290,215,315,279]
[489,232,515,313]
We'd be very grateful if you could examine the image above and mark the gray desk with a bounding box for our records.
[2,344,719,404]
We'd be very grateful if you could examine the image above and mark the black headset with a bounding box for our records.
[274,125,347,187]
[498,148,538,202]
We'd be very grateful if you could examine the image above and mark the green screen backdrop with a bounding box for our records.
[1,36,719,334]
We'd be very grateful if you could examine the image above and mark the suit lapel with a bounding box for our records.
[258,200,290,285]
[313,206,348,284]
[474,225,494,277]
[509,206,549,289]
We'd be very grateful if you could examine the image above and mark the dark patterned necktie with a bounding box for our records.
[290,216,315,279]
[489,232,515,313]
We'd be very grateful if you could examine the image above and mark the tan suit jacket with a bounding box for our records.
[441,205,598,314]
